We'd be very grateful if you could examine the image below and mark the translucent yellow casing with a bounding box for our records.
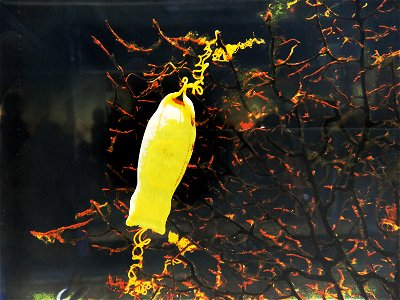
[126,92,196,234]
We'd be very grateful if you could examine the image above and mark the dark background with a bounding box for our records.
[0,1,272,298]
[1,0,398,299]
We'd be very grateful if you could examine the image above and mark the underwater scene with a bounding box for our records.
[1,0,399,299]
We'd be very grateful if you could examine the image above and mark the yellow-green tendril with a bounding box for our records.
[178,30,265,97]
[125,228,153,296]
[124,29,264,297]
[213,37,265,62]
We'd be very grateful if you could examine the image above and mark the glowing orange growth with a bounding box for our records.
[126,91,196,235]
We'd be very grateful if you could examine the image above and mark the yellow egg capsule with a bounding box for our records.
[126,91,196,235]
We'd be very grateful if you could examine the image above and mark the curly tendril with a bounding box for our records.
[178,30,265,97]
[125,29,265,298]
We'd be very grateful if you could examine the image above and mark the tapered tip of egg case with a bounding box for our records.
[172,97,184,105]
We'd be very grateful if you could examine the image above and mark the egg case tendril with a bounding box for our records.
[123,28,264,297]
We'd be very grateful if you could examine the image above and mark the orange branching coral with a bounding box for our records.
[32,1,400,298]
[380,204,399,232]
[194,288,209,300]
[31,200,109,244]
[370,49,400,69]
[105,20,160,53]
[30,219,93,244]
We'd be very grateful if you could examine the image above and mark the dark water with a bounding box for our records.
[1,0,399,299]
[1,2,269,298]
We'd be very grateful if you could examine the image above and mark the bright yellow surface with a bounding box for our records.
[123,30,265,297]
[126,92,196,234]
[125,31,264,236]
